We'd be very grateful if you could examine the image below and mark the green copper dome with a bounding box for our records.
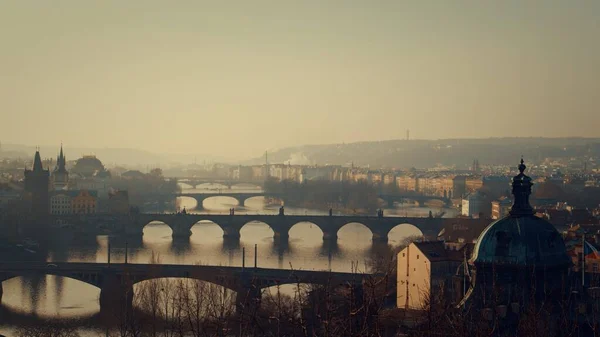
[471,215,570,267]
[470,159,570,268]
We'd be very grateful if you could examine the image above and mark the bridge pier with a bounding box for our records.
[322,230,338,241]
[126,224,144,237]
[273,230,289,242]
[192,197,205,211]
[170,219,194,238]
[222,226,241,239]
[371,232,388,243]
[99,272,134,316]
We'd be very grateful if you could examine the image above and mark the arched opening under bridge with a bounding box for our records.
[337,222,373,249]
[202,196,239,211]
[133,278,235,315]
[243,195,266,209]
[190,220,225,244]
[288,222,323,246]
[177,182,195,190]
[143,221,173,243]
[175,196,198,211]
[240,221,275,243]
[0,275,100,317]
[388,223,424,248]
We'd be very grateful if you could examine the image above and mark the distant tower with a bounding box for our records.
[24,149,50,216]
[52,144,69,190]
[406,129,410,141]
[472,159,480,172]
[264,150,270,179]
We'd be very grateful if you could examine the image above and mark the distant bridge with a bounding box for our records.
[175,192,277,210]
[0,261,370,313]
[172,177,263,189]
[168,192,450,211]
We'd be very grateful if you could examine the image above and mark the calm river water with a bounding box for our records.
[0,183,457,335]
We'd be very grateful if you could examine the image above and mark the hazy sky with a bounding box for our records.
[1,1,599,158]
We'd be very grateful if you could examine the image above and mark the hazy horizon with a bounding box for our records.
[2,1,599,158]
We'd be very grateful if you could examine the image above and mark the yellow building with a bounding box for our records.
[397,242,463,310]
[466,176,484,193]
[396,175,419,192]
[72,189,98,214]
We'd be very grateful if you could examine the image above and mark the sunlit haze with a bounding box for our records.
[1,0,599,159]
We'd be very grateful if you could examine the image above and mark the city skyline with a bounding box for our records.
[1,1,599,157]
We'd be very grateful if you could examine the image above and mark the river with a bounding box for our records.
[0,183,458,335]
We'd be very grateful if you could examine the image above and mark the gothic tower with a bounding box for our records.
[24,149,50,216]
[52,144,69,190]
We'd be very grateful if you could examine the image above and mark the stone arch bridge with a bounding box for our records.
[171,192,450,210]
[130,213,446,241]
[0,262,369,313]
[175,192,276,210]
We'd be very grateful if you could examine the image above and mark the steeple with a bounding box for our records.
[57,143,66,171]
[33,148,44,172]
[509,158,534,217]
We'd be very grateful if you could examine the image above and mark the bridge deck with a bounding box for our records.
[0,262,369,279]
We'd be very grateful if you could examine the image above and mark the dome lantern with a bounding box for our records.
[509,158,534,217]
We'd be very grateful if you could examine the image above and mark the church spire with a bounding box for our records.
[33,148,43,172]
[509,158,534,217]
[58,143,66,170]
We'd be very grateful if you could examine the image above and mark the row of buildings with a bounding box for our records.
[233,163,505,198]
[1,147,129,217]
[397,159,600,330]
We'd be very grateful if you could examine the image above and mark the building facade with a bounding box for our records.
[397,241,464,310]
[461,191,485,217]
[72,190,98,214]
[491,197,512,219]
[50,192,73,215]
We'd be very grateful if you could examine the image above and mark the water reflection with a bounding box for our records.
[1,184,455,334]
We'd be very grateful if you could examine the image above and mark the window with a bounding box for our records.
[594,264,599,273]
[417,255,420,260]
[402,253,405,257]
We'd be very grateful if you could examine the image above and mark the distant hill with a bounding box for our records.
[245,137,600,169]
[0,143,229,167]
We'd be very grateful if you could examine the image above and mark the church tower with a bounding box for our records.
[52,144,69,190]
[459,159,571,333]
[24,149,50,216]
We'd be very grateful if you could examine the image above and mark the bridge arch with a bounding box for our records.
[201,196,240,210]
[387,223,424,247]
[287,221,324,245]
[0,273,101,289]
[175,196,199,210]
[0,274,102,316]
[336,222,374,243]
[133,277,238,294]
[240,221,275,241]
[142,220,174,239]
[190,220,225,243]
[243,195,266,208]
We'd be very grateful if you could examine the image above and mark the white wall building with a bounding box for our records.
[461,191,485,218]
